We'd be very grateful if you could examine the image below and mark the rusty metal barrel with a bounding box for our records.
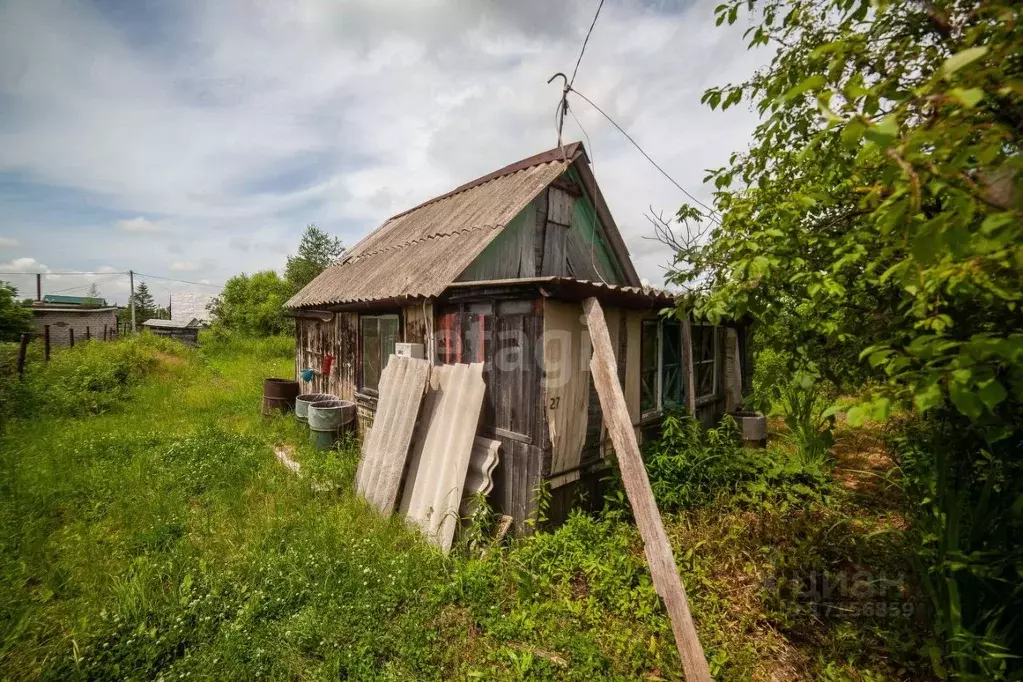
[262,378,300,416]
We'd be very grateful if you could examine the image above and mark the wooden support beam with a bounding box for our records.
[681,318,696,415]
[16,333,31,379]
[69,328,75,348]
[583,297,711,682]
[44,325,51,361]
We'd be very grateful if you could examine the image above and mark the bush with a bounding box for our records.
[772,373,837,469]
[607,411,832,514]
[207,271,293,336]
[0,281,33,343]
[18,335,184,418]
[746,346,790,414]
[887,410,1023,678]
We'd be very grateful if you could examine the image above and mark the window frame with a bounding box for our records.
[639,319,661,418]
[358,313,401,396]
[660,319,684,410]
[690,324,719,402]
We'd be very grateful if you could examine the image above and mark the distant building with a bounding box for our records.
[171,292,214,325]
[142,317,201,345]
[32,295,118,345]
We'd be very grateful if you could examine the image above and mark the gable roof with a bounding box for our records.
[285,142,638,309]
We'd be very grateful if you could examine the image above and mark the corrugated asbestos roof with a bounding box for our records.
[285,144,583,309]
[142,318,200,328]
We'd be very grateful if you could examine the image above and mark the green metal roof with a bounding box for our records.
[42,294,108,306]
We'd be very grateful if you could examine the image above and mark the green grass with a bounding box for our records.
[0,334,928,680]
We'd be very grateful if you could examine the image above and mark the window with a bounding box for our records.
[691,325,718,400]
[661,320,683,409]
[360,314,399,393]
[641,319,687,415]
[640,320,659,414]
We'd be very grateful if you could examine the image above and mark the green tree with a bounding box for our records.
[284,224,344,293]
[130,282,157,321]
[208,270,292,336]
[0,281,33,342]
[674,0,1021,676]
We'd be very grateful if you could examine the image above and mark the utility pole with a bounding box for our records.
[129,269,136,333]
[36,273,41,301]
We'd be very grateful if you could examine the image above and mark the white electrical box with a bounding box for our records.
[394,342,425,359]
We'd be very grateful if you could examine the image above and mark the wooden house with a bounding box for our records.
[286,143,751,528]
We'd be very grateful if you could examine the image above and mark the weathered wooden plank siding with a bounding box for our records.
[457,205,536,281]
[540,186,573,277]
[295,314,359,401]
[624,310,645,438]
[543,299,591,487]
[337,312,357,401]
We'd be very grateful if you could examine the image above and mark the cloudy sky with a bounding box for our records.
[0,0,769,305]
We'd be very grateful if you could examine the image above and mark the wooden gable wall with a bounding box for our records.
[457,166,625,284]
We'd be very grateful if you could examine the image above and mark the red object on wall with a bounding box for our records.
[322,354,334,376]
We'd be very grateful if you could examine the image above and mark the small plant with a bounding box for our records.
[773,372,836,469]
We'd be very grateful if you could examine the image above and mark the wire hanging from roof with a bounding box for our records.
[567,86,723,224]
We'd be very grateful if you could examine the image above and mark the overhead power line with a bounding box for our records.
[133,272,224,289]
[551,0,607,149]
[0,270,127,276]
[567,86,723,223]
[48,272,125,295]
[570,0,605,88]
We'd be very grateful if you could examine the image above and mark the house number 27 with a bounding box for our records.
[549,396,560,410]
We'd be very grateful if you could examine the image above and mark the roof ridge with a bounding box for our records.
[384,142,584,223]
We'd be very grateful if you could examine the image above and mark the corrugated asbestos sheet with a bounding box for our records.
[399,362,486,552]
[355,356,431,515]
[460,437,501,517]
[285,146,580,308]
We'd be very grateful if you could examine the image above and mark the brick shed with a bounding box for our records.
[32,297,118,346]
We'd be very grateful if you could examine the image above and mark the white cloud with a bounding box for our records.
[0,0,771,286]
[0,237,20,248]
[115,217,162,233]
[0,256,49,273]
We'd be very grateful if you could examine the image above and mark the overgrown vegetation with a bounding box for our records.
[0,334,930,680]
[665,1,1022,676]
[0,280,33,343]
